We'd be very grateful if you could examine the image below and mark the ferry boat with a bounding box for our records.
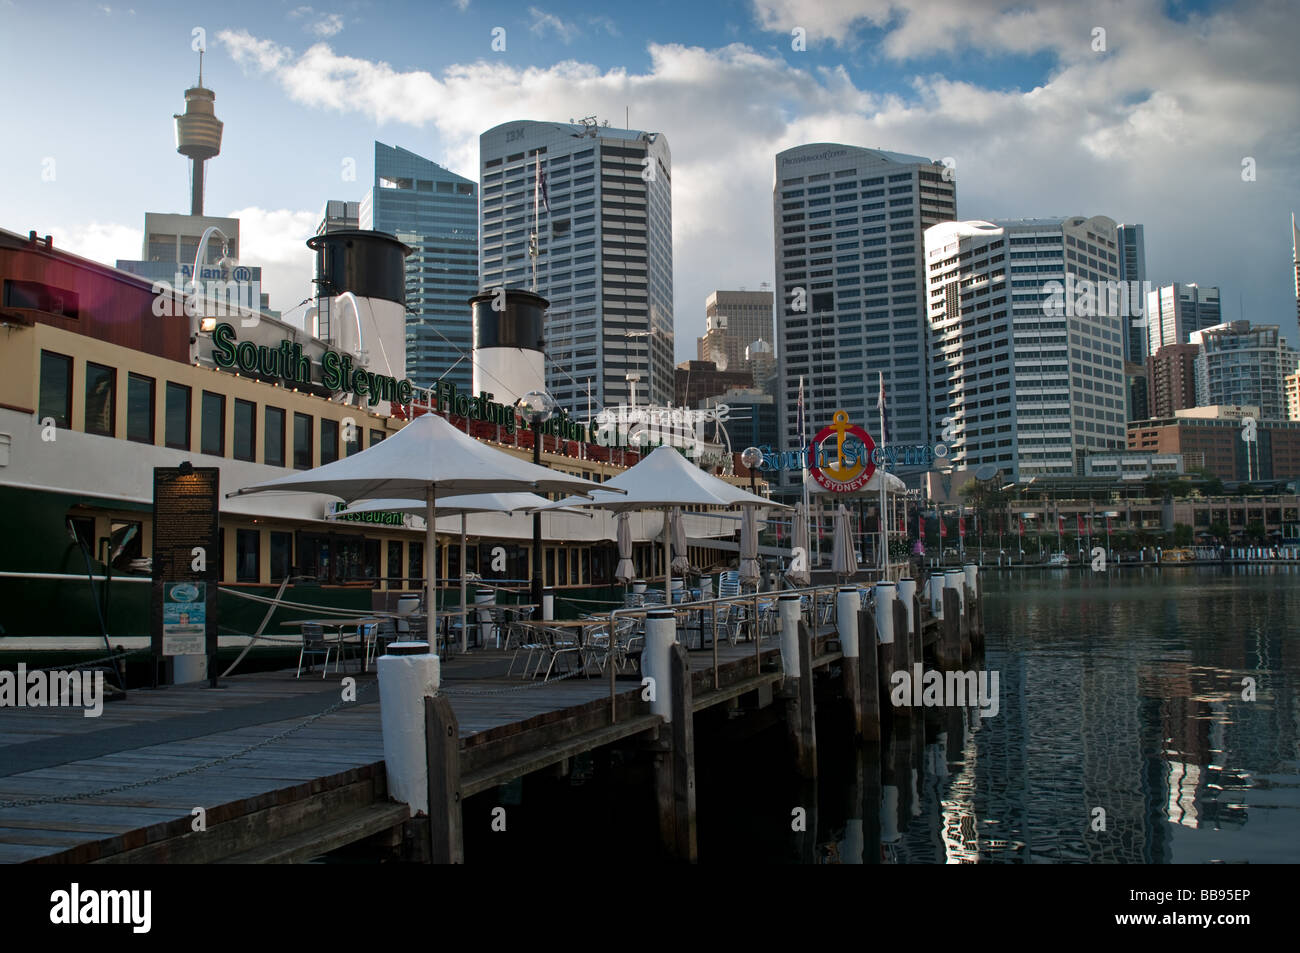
[1047,552,1071,568]
[0,227,756,661]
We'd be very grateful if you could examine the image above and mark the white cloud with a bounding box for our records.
[528,7,581,44]
[454,0,470,11]
[223,207,319,315]
[288,6,345,39]
[46,222,143,268]
[217,4,1300,360]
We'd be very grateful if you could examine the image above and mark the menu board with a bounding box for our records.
[151,467,219,682]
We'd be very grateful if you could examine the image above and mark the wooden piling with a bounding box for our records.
[940,588,961,670]
[912,595,924,668]
[892,599,911,719]
[857,608,880,743]
[424,695,464,864]
[669,642,698,862]
[786,621,816,779]
[959,586,972,665]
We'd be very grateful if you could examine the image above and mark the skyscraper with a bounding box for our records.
[924,216,1127,479]
[1147,343,1200,419]
[317,199,360,235]
[1191,320,1299,420]
[478,119,674,415]
[1146,283,1221,358]
[1116,224,1147,361]
[774,144,956,490]
[1292,213,1300,325]
[360,142,478,392]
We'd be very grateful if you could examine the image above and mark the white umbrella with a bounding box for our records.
[831,503,859,580]
[615,512,636,585]
[788,501,811,586]
[739,506,761,588]
[232,413,615,652]
[670,507,692,578]
[339,491,581,652]
[537,445,786,605]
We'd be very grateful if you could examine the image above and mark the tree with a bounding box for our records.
[1172,522,1193,546]
[1246,519,1265,542]
[1209,519,1230,542]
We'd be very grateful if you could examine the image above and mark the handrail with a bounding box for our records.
[599,582,860,723]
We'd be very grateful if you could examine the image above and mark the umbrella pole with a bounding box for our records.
[663,508,672,606]
[460,513,468,654]
[426,485,437,655]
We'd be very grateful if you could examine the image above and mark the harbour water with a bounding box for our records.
[456,566,1300,863]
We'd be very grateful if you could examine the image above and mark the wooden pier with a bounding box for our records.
[0,578,984,864]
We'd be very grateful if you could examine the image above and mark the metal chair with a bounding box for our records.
[365,618,399,668]
[297,623,334,679]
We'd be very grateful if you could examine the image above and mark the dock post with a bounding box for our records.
[940,589,961,670]
[837,586,862,737]
[377,644,441,817]
[424,695,463,864]
[857,608,880,742]
[669,643,698,862]
[892,598,911,720]
[779,593,815,778]
[874,582,896,733]
[964,563,983,648]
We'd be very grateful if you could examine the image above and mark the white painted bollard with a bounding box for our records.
[944,569,965,615]
[632,579,647,596]
[897,577,917,637]
[172,654,207,684]
[836,586,859,659]
[642,608,677,722]
[963,563,978,599]
[701,575,713,599]
[542,587,555,621]
[377,644,441,816]
[874,581,896,645]
[929,573,944,619]
[779,593,802,677]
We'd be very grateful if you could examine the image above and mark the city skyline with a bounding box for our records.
[4,0,1297,370]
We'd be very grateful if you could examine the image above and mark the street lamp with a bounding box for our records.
[191,226,236,357]
[516,389,559,606]
[741,446,763,496]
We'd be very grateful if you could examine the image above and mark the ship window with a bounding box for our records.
[270,531,293,582]
[369,429,385,447]
[201,391,225,456]
[236,528,260,583]
[408,540,423,585]
[265,406,285,467]
[293,412,313,469]
[85,362,116,437]
[321,418,340,465]
[233,399,256,462]
[345,421,361,456]
[107,520,143,572]
[38,350,72,429]
[127,373,155,444]
[67,516,94,552]
[165,383,190,450]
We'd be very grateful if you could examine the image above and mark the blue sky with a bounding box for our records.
[2,0,1296,360]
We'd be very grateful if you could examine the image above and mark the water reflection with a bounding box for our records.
[805,566,1299,863]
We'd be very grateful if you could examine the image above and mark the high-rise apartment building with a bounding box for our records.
[1286,369,1300,422]
[360,142,478,392]
[1191,320,1299,421]
[478,119,673,415]
[1147,343,1200,419]
[1146,283,1221,358]
[1292,213,1300,325]
[774,144,956,490]
[1116,224,1147,361]
[924,216,1127,480]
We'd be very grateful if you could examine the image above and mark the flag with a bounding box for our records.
[1077,514,1085,534]
[1018,518,1024,537]
[959,517,966,538]
[918,514,924,538]
[1059,514,1065,533]
[535,155,550,213]
[876,372,888,445]
[941,519,948,538]
[899,516,906,535]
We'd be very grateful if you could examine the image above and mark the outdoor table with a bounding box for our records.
[284,617,384,672]
[511,618,610,677]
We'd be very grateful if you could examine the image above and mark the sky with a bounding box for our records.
[2,0,1298,362]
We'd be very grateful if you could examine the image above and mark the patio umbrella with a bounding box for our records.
[338,491,587,652]
[788,502,811,586]
[232,412,615,652]
[670,507,692,578]
[831,503,859,580]
[739,506,761,588]
[537,445,786,606]
[615,511,636,585]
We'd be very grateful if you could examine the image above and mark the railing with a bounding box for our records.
[598,582,863,723]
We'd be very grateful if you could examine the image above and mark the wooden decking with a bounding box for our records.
[0,633,841,864]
